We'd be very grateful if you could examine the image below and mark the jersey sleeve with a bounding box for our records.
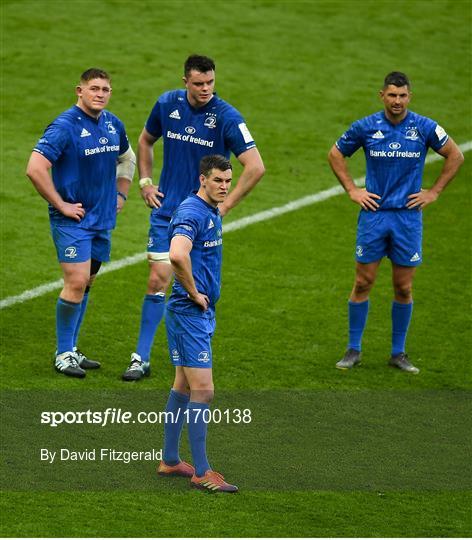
[117,120,130,154]
[335,121,364,157]
[223,114,257,157]
[33,123,69,164]
[425,119,449,152]
[169,212,202,243]
[144,98,163,139]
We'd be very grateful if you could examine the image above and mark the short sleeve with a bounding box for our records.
[335,121,364,157]
[426,121,449,152]
[224,117,257,157]
[33,123,69,164]
[169,213,201,243]
[145,99,163,139]
[118,120,130,154]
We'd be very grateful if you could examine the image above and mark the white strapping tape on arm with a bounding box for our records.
[116,146,136,181]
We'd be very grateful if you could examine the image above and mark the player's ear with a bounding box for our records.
[75,85,82,98]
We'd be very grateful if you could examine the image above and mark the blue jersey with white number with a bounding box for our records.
[145,90,256,219]
[335,110,448,209]
[167,194,223,319]
[34,105,130,230]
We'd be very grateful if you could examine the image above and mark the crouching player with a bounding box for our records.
[157,155,238,493]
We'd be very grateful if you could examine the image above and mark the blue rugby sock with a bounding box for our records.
[56,298,82,354]
[391,301,413,355]
[73,291,89,349]
[348,300,369,352]
[136,293,166,362]
[187,401,211,477]
[163,390,190,466]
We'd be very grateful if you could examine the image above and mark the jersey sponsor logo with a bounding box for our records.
[389,142,401,150]
[166,130,214,148]
[106,122,117,135]
[84,144,120,156]
[356,245,363,257]
[369,149,420,158]
[64,246,77,259]
[185,126,196,134]
[405,128,419,141]
[203,238,223,248]
[169,109,181,119]
[197,351,210,364]
[372,130,384,139]
[99,137,108,144]
[435,124,447,141]
[204,115,217,129]
[208,219,215,229]
[80,128,91,138]
[410,252,420,262]
[238,122,254,144]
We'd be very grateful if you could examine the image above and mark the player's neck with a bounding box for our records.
[76,102,102,120]
[186,93,214,109]
[197,190,218,208]
[384,109,408,125]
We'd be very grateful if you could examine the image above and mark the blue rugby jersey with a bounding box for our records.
[145,89,256,219]
[166,194,223,319]
[335,110,448,209]
[34,105,130,230]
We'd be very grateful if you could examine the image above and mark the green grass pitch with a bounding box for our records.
[1,0,471,537]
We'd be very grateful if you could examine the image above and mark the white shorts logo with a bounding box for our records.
[356,245,363,257]
[65,246,77,259]
[147,237,154,247]
[172,349,180,361]
[197,351,210,363]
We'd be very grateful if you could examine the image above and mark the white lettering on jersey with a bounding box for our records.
[84,145,119,156]
[369,149,420,158]
[238,123,254,144]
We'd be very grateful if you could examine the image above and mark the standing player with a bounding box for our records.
[328,71,464,373]
[122,54,264,381]
[157,154,237,493]
[26,68,135,378]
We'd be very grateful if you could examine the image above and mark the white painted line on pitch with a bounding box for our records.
[2,141,470,310]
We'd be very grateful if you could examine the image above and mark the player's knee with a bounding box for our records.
[394,283,412,301]
[354,274,375,294]
[191,388,214,404]
[147,277,167,294]
[66,275,89,295]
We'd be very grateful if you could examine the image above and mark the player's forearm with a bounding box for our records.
[117,177,132,198]
[26,167,66,211]
[220,162,265,214]
[328,147,357,193]
[170,253,199,298]
[429,150,465,195]
[137,137,154,179]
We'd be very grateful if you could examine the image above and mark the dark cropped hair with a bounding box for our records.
[80,68,111,83]
[383,71,410,89]
[184,55,215,77]
[200,155,232,177]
